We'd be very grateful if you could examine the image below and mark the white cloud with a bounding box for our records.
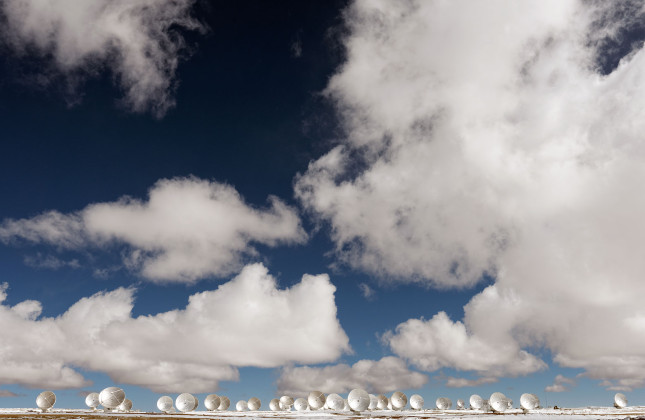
[545,375,576,393]
[443,376,498,389]
[296,0,645,387]
[276,356,427,396]
[0,177,306,283]
[0,0,203,117]
[0,263,350,392]
[384,311,546,377]
[358,282,375,300]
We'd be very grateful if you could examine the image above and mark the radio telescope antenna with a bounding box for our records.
[376,394,388,410]
[36,391,56,412]
[391,391,407,410]
[520,393,539,411]
[280,395,294,411]
[469,394,483,410]
[118,399,132,412]
[85,392,100,410]
[248,397,261,411]
[269,398,281,411]
[348,389,370,412]
[294,397,309,411]
[436,397,452,410]
[614,393,628,408]
[176,393,198,413]
[326,393,344,411]
[99,387,125,412]
[308,391,325,410]
[218,396,230,410]
[235,400,248,411]
[157,396,173,413]
[410,394,424,410]
[205,394,221,411]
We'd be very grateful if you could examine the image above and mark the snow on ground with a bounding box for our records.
[1,407,645,420]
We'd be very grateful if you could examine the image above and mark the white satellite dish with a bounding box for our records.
[456,399,465,409]
[489,392,508,413]
[387,400,392,410]
[342,399,350,411]
[308,391,325,410]
[436,397,452,410]
[294,397,309,411]
[280,395,294,410]
[204,394,221,411]
[218,396,230,410]
[614,393,628,408]
[269,398,281,411]
[520,393,539,410]
[36,391,56,412]
[99,387,125,410]
[176,393,197,412]
[236,400,248,411]
[118,399,132,412]
[85,392,100,410]
[248,397,261,411]
[157,396,173,413]
[376,394,388,410]
[410,394,424,410]
[469,394,484,410]
[507,399,513,409]
[391,391,407,410]
[326,393,344,410]
[347,389,370,412]
[368,394,378,410]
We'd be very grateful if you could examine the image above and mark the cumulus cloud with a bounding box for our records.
[384,311,546,377]
[0,177,306,283]
[545,375,576,393]
[0,0,203,117]
[358,282,375,300]
[0,263,350,392]
[276,356,427,396]
[296,0,645,387]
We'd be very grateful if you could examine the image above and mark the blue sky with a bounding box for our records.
[1,0,645,412]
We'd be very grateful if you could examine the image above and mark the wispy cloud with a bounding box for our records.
[0,0,204,117]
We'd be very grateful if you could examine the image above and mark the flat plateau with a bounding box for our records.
[1,407,645,420]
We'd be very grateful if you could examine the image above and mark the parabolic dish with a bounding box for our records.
[248,397,261,411]
[368,394,378,410]
[176,393,197,412]
[219,396,230,410]
[308,391,325,410]
[118,399,132,412]
[470,394,484,409]
[326,393,344,410]
[520,393,539,410]
[36,391,56,410]
[204,394,221,411]
[157,396,173,412]
[348,388,370,412]
[391,391,407,410]
[99,387,125,409]
[236,400,248,411]
[376,394,388,410]
[85,392,100,409]
[269,398,281,411]
[280,395,294,409]
[489,392,507,405]
[294,397,309,411]
[457,399,465,409]
[491,398,508,412]
[615,393,628,408]
[410,394,424,410]
[436,397,452,410]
